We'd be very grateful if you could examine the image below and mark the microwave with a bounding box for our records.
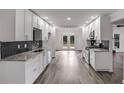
[33,27,42,41]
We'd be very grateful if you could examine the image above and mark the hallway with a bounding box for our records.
[35,50,105,84]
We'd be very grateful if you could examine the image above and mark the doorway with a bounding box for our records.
[63,33,75,50]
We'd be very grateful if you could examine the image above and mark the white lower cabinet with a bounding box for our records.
[39,53,44,73]
[84,50,90,64]
[90,50,95,69]
[0,52,45,84]
[25,53,44,84]
[25,55,40,84]
[90,49,112,72]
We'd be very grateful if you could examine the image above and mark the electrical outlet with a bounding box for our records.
[17,45,21,49]
[24,44,27,48]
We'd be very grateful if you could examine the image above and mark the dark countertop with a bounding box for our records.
[89,48,109,52]
[0,49,44,62]
[85,47,109,52]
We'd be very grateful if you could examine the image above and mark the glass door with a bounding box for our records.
[63,35,68,48]
[70,35,75,49]
[63,33,75,50]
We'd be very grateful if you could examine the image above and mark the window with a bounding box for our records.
[114,34,120,49]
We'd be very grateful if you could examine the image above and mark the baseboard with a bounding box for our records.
[109,69,113,72]
[122,80,124,84]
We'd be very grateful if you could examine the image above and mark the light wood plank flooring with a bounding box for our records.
[34,51,123,84]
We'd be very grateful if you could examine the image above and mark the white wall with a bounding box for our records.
[113,26,124,52]
[56,27,83,50]
[101,15,113,51]
[0,9,15,41]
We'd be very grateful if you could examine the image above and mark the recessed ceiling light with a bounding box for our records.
[44,17,49,20]
[49,21,53,23]
[67,17,71,21]
[86,21,89,24]
[90,16,97,20]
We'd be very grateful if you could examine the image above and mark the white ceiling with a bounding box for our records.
[113,19,124,25]
[33,9,117,27]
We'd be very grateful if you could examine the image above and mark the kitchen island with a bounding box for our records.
[89,48,112,72]
[84,47,113,72]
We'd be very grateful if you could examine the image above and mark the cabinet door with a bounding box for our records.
[90,50,95,69]
[25,58,34,84]
[25,10,33,40]
[37,17,41,29]
[25,55,40,84]
[39,53,44,74]
[33,14,38,28]
[15,9,25,41]
[32,55,40,81]
[44,23,49,40]
[38,18,44,29]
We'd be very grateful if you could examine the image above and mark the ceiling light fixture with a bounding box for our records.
[67,17,71,21]
[90,16,97,20]
[49,21,53,23]
[53,24,55,26]
[86,21,89,24]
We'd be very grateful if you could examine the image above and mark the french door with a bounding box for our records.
[63,33,75,50]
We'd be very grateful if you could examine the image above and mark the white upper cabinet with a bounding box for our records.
[44,23,49,40]
[37,17,41,29]
[15,9,51,41]
[15,9,25,41]
[33,14,38,28]
[38,17,44,29]
[25,10,33,40]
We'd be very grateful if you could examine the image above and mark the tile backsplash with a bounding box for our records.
[101,40,109,49]
[0,40,42,59]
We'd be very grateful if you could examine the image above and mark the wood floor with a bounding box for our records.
[34,50,123,84]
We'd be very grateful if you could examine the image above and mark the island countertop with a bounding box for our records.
[89,48,109,52]
[85,47,109,52]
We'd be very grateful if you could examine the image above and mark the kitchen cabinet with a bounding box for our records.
[45,23,49,40]
[84,49,89,64]
[15,9,25,41]
[89,49,112,72]
[37,17,44,29]
[42,23,48,40]
[15,9,33,41]
[0,9,52,41]
[39,53,44,73]
[25,53,45,84]
[33,14,38,28]
[25,54,40,83]
[0,52,45,84]
[90,50,95,68]
[25,10,33,40]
